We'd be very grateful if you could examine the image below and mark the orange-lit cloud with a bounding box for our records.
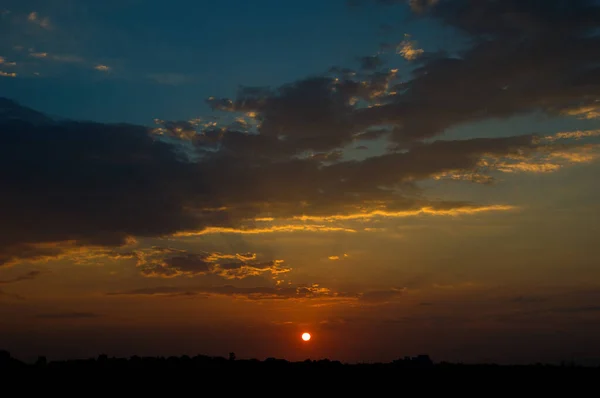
[174,225,358,237]
[132,247,290,280]
[544,129,600,142]
[561,105,600,120]
[434,130,600,181]
[27,12,51,30]
[289,205,517,222]
[94,64,110,72]
[0,57,16,66]
[0,71,16,77]
[396,34,424,60]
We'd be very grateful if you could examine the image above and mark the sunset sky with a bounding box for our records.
[1,0,600,365]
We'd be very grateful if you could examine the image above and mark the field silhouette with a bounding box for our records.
[2,349,598,371]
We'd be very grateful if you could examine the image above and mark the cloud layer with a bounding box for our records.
[1,0,599,267]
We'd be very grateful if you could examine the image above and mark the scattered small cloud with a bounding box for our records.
[27,11,51,30]
[396,34,424,60]
[94,64,111,72]
[29,52,47,58]
[328,256,340,260]
[0,57,16,66]
[0,71,16,78]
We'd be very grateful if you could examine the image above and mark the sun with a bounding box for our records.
[301,332,311,342]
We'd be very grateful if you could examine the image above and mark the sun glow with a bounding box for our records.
[301,332,311,342]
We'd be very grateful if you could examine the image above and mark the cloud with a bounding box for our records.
[0,57,16,66]
[108,283,357,302]
[434,130,600,180]
[343,0,600,145]
[561,104,600,120]
[132,247,289,280]
[3,0,600,265]
[1,98,594,266]
[0,71,16,77]
[396,34,424,60]
[0,270,41,284]
[27,11,51,30]
[94,64,110,72]
[107,283,403,303]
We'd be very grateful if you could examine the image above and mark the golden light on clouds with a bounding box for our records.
[544,129,600,142]
[0,71,16,78]
[561,105,600,120]
[0,57,16,66]
[290,205,517,222]
[170,205,516,238]
[397,34,424,60]
[27,11,51,30]
[94,64,111,72]
[173,224,358,237]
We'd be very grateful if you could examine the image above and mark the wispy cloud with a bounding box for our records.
[0,270,41,284]
[0,57,16,66]
[108,283,403,304]
[29,52,48,58]
[27,11,51,30]
[94,64,111,72]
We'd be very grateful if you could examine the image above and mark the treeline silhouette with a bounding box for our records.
[2,349,599,371]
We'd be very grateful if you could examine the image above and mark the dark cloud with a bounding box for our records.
[0,270,41,284]
[350,0,600,144]
[210,0,600,148]
[3,0,599,265]
[0,100,579,265]
[108,283,357,301]
[107,283,407,303]
[134,248,288,280]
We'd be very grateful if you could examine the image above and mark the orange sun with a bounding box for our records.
[301,332,311,342]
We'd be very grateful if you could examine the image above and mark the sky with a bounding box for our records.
[1,0,600,365]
